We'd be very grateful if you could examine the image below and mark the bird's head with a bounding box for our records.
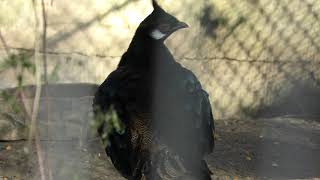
[137,0,189,41]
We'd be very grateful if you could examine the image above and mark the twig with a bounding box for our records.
[0,30,10,57]
[47,0,137,48]
[41,0,51,177]
[35,130,46,180]
[1,29,32,126]
[41,0,48,84]
[18,90,32,122]
[2,113,25,126]
[29,0,46,180]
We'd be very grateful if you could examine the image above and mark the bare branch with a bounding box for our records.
[35,130,46,180]
[29,0,46,180]
[41,0,48,84]
[18,90,32,122]
[0,30,10,57]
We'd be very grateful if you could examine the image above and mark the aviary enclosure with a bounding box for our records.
[0,0,319,179]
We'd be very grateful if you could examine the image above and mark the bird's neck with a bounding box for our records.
[129,33,160,54]
[118,31,174,68]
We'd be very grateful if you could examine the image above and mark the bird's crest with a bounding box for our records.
[152,0,166,13]
[152,0,160,10]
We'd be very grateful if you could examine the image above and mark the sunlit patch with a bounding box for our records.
[125,9,143,25]
[108,15,124,27]
[150,29,166,40]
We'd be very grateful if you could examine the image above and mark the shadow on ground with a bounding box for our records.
[210,118,320,179]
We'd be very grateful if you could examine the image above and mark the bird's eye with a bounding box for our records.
[158,24,171,33]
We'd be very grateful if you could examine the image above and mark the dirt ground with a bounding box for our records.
[0,84,319,180]
[0,117,319,180]
[209,117,320,179]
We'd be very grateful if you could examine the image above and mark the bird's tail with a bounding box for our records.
[196,160,213,180]
[142,145,212,180]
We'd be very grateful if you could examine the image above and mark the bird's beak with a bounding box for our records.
[176,21,189,29]
[172,21,189,31]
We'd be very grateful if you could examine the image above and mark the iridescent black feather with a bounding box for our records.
[93,1,214,179]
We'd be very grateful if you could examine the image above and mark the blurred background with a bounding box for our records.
[0,0,320,179]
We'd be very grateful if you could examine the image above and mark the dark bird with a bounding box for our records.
[93,1,215,179]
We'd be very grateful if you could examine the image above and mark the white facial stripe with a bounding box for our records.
[150,29,166,40]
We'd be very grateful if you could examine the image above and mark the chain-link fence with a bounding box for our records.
[1,0,320,119]
[174,0,320,118]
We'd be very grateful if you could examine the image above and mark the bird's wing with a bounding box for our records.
[180,66,215,155]
[93,66,155,178]
[156,64,215,154]
[93,66,144,178]
[171,66,215,179]
[150,63,215,179]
